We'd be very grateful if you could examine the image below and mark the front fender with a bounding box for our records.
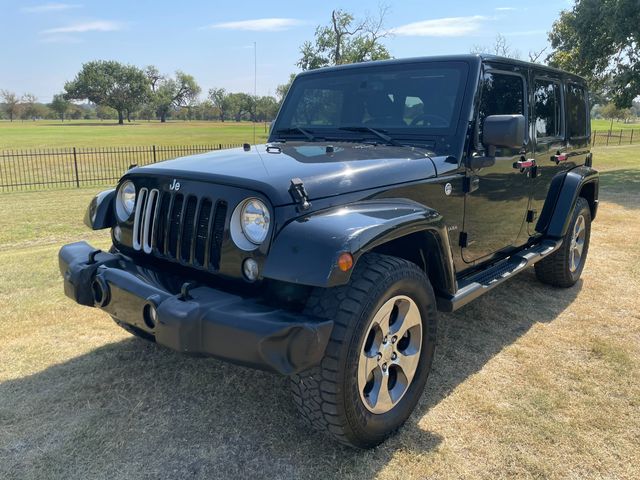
[541,166,599,239]
[263,199,452,288]
[84,188,116,230]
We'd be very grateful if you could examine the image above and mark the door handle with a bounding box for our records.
[514,158,536,169]
[551,153,568,163]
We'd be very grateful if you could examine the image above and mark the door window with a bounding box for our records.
[534,80,562,139]
[566,84,588,138]
[478,71,525,143]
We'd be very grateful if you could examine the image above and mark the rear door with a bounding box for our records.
[462,67,532,263]
[528,76,567,236]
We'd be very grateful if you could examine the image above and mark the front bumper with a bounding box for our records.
[59,241,333,375]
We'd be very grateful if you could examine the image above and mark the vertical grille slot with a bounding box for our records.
[142,189,159,254]
[154,193,171,254]
[209,200,227,270]
[180,196,198,262]
[132,188,148,251]
[167,194,184,258]
[194,199,212,266]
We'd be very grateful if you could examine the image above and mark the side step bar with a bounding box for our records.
[436,238,563,312]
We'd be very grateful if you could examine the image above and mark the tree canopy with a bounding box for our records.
[64,60,149,124]
[297,8,392,70]
[146,68,201,122]
[548,0,640,107]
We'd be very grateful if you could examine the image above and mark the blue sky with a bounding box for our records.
[0,0,573,103]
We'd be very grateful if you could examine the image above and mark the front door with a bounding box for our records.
[462,68,532,263]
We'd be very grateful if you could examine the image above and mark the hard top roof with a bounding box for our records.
[297,54,587,84]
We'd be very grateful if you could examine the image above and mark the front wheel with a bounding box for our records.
[290,253,437,448]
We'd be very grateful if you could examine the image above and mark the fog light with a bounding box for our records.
[243,258,259,282]
[143,303,158,329]
[113,225,122,242]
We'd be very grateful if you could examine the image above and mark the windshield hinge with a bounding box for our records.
[289,178,311,212]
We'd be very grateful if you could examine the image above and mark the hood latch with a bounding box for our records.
[289,178,311,212]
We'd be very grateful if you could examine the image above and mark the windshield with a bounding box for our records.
[272,61,469,142]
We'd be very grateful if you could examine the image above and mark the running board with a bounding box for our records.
[436,239,563,312]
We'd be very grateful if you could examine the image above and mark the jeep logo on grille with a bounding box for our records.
[169,179,181,191]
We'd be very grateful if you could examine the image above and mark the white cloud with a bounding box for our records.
[22,3,82,13]
[392,16,488,37]
[495,7,517,11]
[41,20,122,34]
[203,18,304,32]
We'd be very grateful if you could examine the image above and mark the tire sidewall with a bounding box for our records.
[566,199,592,283]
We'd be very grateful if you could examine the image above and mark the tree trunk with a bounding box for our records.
[160,113,167,123]
[118,110,124,125]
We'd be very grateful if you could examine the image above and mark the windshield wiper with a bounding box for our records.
[274,127,317,141]
[338,126,402,147]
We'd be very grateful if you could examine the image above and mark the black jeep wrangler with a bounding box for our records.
[60,55,598,448]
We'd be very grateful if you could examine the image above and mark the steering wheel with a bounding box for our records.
[410,113,449,127]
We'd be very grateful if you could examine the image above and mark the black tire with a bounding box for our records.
[112,317,156,343]
[290,253,437,449]
[535,197,591,288]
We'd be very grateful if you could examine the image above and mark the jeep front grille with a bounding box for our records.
[132,188,228,270]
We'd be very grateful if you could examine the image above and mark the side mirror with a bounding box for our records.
[483,114,525,154]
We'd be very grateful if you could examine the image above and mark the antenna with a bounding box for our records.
[253,41,257,146]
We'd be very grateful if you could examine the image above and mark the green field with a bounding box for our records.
[0,145,638,479]
[0,120,269,149]
[591,118,639,131]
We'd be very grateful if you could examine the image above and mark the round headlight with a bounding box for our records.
[116,180,136,221]
[241,199,271,244]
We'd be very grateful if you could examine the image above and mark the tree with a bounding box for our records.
[50,93,71,122]
[1,90,21,121]
[20,93,39,120]
[255,96,279,122]
[227,93,254,122]
[276,74,297,105]
[64,60,149,124]
[146,68,201,122]
[471,34,521,59]
[96,104,118,120]
[297,7,392,70]
[548,0,640,108]
[208,88,230,122]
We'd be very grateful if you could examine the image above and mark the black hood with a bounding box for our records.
[136,143,437,206]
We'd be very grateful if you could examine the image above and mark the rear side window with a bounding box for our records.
[478,71,526,142]
[566,84,588,138]
[534,79,562,138]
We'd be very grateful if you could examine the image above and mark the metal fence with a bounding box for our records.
[592,129,639,147]
[0,144,241,192]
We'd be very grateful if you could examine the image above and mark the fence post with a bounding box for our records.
[72,147,80,188]
[631,129,634,145]
[606,130,610,146]
[218,143,222,150]
[153,145,157,163]
[619,129,623,145]
[592,130,596,147]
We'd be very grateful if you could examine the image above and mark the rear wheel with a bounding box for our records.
[290,253,437,448]
[535,197,591,287]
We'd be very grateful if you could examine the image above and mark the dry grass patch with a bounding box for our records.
[0,146,639,479]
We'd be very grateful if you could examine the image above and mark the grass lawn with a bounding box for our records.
[0,119,269,149]
[591,118,639,131]
[0,146,638,479]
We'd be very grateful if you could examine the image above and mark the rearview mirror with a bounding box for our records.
[483,114,525,154]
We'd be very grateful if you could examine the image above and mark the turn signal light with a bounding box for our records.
[337,252,354,272]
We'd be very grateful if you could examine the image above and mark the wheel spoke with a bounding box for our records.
[372,301,395,336]
[369,372,393,412]
[392,300,421,339]
[358,353,379,390]
[394,351,420,384]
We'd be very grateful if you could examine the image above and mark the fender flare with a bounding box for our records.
[540,166,599,239]
[262,199,456,291]
[84,188,116,230]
